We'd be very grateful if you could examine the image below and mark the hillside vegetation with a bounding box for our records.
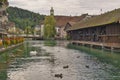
[7,7,45,30]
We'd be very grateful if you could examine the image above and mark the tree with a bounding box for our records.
[44,15,56,39]
[25,26,32,35]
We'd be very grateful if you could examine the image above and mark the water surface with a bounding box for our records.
[0,40,120,80]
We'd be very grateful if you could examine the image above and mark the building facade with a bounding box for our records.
[67,9,120,52]
[34,25,41,36]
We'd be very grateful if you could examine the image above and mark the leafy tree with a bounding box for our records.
[31,27,35,35]
[25,26,32,35]
[44,15,56,39]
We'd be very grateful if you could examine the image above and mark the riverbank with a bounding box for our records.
[0,43,23,53]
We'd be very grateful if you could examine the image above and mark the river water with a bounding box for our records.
[0,40,120,80]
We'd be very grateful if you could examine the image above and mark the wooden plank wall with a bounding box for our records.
[106,23,120,34]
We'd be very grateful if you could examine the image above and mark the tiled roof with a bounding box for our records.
[67,8,120,31]
[55,14,88,27]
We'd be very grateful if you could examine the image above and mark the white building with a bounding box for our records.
[40,24,44,37]
[34,25,41,35]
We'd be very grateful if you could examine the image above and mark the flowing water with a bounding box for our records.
[0,40,120,80]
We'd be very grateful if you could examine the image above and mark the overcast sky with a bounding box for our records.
[9,0,120,16]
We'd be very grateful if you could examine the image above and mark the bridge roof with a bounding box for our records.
[67,8,120,31]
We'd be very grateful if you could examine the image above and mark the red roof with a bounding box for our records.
[55,14,88,27]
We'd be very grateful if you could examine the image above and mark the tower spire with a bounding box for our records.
[50,7,54,16]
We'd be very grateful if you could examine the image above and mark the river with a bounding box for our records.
[0,40,120,80]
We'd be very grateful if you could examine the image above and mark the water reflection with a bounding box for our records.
[0,41,120,80]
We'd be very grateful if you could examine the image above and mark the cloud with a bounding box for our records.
[9,0,120,16]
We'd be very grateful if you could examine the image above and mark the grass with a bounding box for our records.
[44,40,57,47]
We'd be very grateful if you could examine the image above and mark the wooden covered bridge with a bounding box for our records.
[66,8,120,52]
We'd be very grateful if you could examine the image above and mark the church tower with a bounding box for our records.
[50,7,54,16]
